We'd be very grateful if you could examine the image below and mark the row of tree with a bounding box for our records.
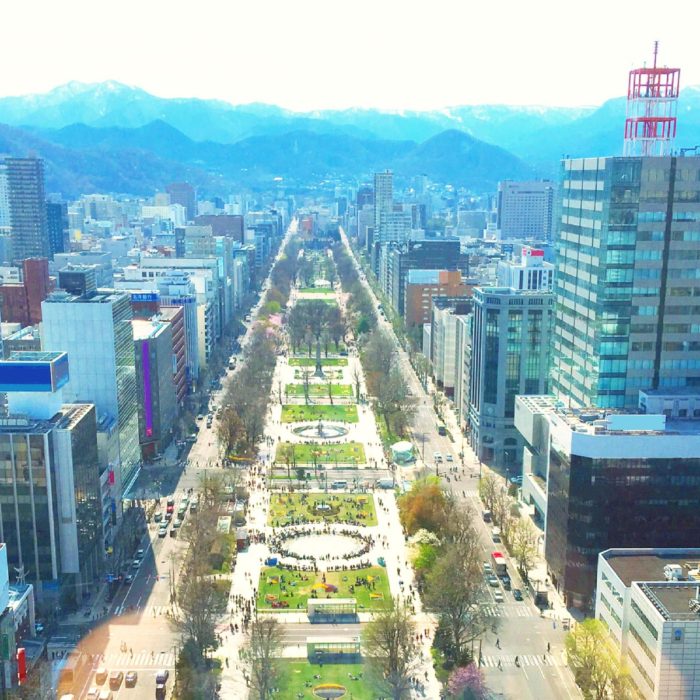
[173,471,245,698]
[361,329,415,438]
[478,473,539,579]
[399,479,491,673]
[331,241,378,337]
[286,299,345,356]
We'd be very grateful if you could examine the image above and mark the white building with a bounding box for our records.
[596,548,700,699]
[496,247,554,291]
[497,180,555,240]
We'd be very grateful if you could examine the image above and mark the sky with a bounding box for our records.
[1,0,698,111]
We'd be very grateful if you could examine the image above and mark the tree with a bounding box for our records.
[477,473,498,514]
[278,442,296,481]
[398,477,450,535]
[424,541,491,666]
[352,364,363,401]
[565,619,636,700]
[326,379,334,405]
[216,406,245,458]
[173,568,227,656]
[363,599,421,700]
[447,664,488,700]
[510,518,539,579]
[242,615,283,700]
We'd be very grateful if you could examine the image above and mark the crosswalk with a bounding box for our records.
[482,604,537,618]
[481,654,560,668]
[102,651,175,669]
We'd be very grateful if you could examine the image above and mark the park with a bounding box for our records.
[275,441,366,466]
[267,492,377,526]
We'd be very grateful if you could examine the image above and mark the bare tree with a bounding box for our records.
[363,599,421,700]
[352,363,363,402]
[424,540,491,666]
[327,379,334,405]
[242,615,284,700]
[478,473,499,514]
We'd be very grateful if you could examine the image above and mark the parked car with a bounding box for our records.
[483,562,493,574]
[446,454,454,462]
[158,526,168,538]
[500,575,511,590]
[513,588,523,601]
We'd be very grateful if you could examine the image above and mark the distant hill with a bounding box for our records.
[0,120,534,196]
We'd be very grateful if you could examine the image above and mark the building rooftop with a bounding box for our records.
[517,395,700,437]
[44,289,126,304]
[602,548,700,587]
[639,582,700,621]
[132,319,167,341]
[8,351,65,363]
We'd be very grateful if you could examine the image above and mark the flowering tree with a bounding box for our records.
[447,664,488,700]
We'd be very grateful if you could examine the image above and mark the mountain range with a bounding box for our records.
[1,81,699,196]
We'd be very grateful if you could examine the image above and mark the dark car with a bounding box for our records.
[109,671,123,689]
[500,575,511,590]
[513,588,523,601]
[125,670,138,687]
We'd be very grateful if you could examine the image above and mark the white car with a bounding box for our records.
[494,590,504,603]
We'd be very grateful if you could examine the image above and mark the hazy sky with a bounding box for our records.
[1,0,697,111]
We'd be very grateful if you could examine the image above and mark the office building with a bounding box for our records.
[58,265,97,296]
[159,305,187,404]
[133,320,177,458]
[370,170,393,261]
[405,269,473,327]
[431,300,472,398]
[0,164,9,234]
[166,182,196,221]
[45,201,69,259]
[194,214,244,241]
[54,251,113,287]
[386,238,464,318]
[515,395,700,609]
[42,290,140,494]
[596,548,700,700]
[466,248,553,466]
[0,257,52,326]
[550,155,700,410]
[0,352,102,598]
[4,157,49,264]
[497,180,555,240]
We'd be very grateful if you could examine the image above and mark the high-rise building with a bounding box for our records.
[371,170,393,255]
[166,182,196,221]
[515,395,700,609]
[4,157,49,263]
[0,163,9,234]
[0,351,102,598]
[497,180,555,240]
[46,200,70,258]
[0,257,52,326]
[468,251,554,468]
[42,290,140,493]
[133,319,177,459]
[550,155,700,410]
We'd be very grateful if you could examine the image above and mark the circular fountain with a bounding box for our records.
[292,419,348,440]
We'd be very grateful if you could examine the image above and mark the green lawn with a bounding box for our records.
[297,287,334,294]
[278,662,370,700]
[276,441,366,465]
[289,357,348,367]
[267,492,377,526]
[294,369,344,380]
[258,566,390,611]
[281,404,358,423]
[285,383,354,398]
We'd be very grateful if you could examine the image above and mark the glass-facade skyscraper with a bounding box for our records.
[42,290,140,493]
[551,155,700,409]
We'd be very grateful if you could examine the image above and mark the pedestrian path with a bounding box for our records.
[482,604,540,618]
[481,653,560,668]
[102,650,175,668]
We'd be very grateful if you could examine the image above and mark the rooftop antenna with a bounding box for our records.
[623,41,680,157]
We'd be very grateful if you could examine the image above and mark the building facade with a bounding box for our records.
[515,395,700,609]
[497,180,555,240]
[4,158,49,264]
[41,290,140,494]
[405,269,473,327]
[551,155,700,410]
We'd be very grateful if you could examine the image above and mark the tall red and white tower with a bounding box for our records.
[623,42,680,157]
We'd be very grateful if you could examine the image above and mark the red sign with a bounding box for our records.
[17,648,26,683]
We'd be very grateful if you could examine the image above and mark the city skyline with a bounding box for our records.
[0,0,697,111]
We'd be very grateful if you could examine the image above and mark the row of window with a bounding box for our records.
[629,623,657,666]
